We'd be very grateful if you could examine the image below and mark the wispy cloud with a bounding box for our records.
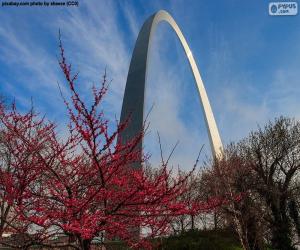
[119,1,140,40]
[0,0,138,119]
[52,0,132,116]
[0,19,64,111]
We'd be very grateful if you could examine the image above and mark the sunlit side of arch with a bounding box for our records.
[119,10,223,165]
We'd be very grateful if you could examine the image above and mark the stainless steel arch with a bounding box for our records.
[119,10,223,164]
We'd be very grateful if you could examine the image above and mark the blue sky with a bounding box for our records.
[0,0,300,169]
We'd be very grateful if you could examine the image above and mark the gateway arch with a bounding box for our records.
[119,10,223,163]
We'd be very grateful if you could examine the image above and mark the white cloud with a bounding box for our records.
[144,24,211,170]
[52,0,132,115]
[0,21,65,108]
[119,1,140,40]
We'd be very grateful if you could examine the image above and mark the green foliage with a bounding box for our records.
[156,229,242,250]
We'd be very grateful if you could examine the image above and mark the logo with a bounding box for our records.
[269,2,298,15]
[271,4,278,13]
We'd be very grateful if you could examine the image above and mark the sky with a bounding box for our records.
[0,0,300,170]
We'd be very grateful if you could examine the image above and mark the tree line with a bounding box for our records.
[169,117,300,250]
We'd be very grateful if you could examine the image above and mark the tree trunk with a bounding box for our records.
[80,239,91,250]
[289,199,300,238]
[191,214,195,231]
[180,218,185,233]
[270,200,295,250]
[214,211,218,230]
[245,214,264,250]
[233,215,251,250]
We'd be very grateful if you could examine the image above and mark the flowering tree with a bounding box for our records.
[0,40,210,250]
[0,102,56,248]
